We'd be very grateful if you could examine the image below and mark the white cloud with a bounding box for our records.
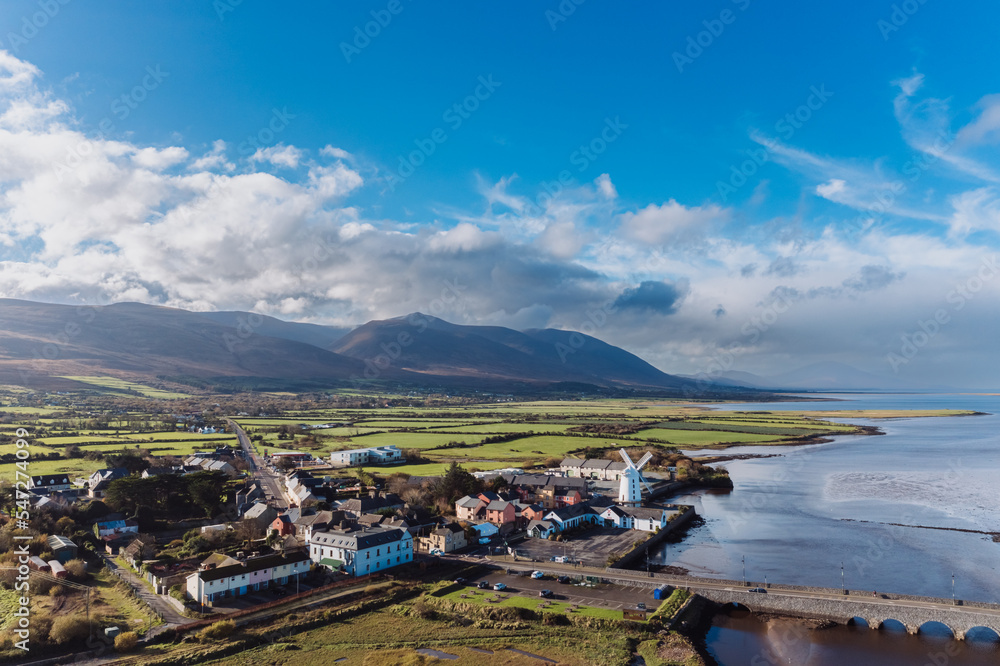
[619,200,729,244]
[251,143,304,169]
[594,173,617,199]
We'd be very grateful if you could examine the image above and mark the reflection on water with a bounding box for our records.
[659,393,1000,663]
[706,609,1000,666]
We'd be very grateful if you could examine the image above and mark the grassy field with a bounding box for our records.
[58,375,192,399]
[634,428,785,446]
[204,597,656,666]
[435,586,624,620]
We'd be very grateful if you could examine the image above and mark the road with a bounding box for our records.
[443,554,1000,621]
[100,555,188,628]
[228,418,288,509]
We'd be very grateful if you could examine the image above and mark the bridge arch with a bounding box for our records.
[964,626,1000,643]
[917,621,956,639]
[725,601,753,613]
[875,618,917,635]
[846,617,869,629]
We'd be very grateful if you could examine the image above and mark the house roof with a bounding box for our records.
[200,553,240,569]
[455,496,482,509]
[243,503,276,519]
[30,474,70,486]
[560,458,585,468]
[527,520,554,531]
[622,506,669,521]
[546,503,597,522]
[485,500,510,511]
[432,522,465,536]
[310,525,408,551]
[196,552,310,582]
[46,535,76,550]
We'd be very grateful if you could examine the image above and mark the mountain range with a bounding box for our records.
[0,299,727,394]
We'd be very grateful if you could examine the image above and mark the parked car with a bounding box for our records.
[493,582,507,591]
[477,581,490,589]
[748,587,767,593]
[531,570,544,579]
[453,577,465,584]
[539,589,554,598]
[557,575,571,584]
[636,602,646,610]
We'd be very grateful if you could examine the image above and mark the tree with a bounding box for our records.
[55,516,77,536]
[432,462,481,505]
[184,471,227,517]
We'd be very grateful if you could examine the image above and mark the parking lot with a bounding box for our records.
[460,569,663,613]
[502,526,650,569]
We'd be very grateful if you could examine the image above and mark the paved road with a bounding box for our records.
[229,419,288,509]
[443,554,1000,621]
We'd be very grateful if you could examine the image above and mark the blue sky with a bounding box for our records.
[1,1,999,387]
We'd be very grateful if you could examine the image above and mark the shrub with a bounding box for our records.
[64,558,88,581]
[49,616,90,644]
[115,631,138,652]
[48,584,66,597]
[199,619,235,640]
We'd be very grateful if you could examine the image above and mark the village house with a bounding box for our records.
[94,518,139,539]
[599,505,672,531]
[309,525,412,576]
[484,499,517,527]
[560,457,629,481]
[543,503,601,533]
[87,468,129,498]
[185,551,311,604]
[503,474,588,509]
[417,522,467,553]
[243,502,279,532]
[27,474,73,493]
[338,492,403,518]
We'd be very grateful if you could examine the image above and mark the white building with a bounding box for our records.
[185,552,311,604]
[309,525,412,576]
[598,505,671,532]
[329,445,403,467]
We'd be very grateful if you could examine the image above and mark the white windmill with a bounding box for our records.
[618,449,654,506]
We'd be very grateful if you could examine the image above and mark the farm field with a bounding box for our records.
[58,375,192,399]
[633,428,786,446]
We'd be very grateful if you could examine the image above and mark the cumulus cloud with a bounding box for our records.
[251,143,304,169]
[619,200,729,244]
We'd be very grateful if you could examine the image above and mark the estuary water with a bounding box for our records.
[650,392,1000,665]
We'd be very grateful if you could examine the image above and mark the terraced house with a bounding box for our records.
[309,525,412,576]
[185,551,311,605]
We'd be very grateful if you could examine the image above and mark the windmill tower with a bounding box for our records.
[618,449,654,506]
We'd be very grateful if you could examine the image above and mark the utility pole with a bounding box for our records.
[742,555,746,586]
[841,561,845,594]
[952,573,955,603]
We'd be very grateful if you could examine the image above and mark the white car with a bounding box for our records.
[530,570,544,579]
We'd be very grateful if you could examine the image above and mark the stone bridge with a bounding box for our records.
[692,585,1000,641]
